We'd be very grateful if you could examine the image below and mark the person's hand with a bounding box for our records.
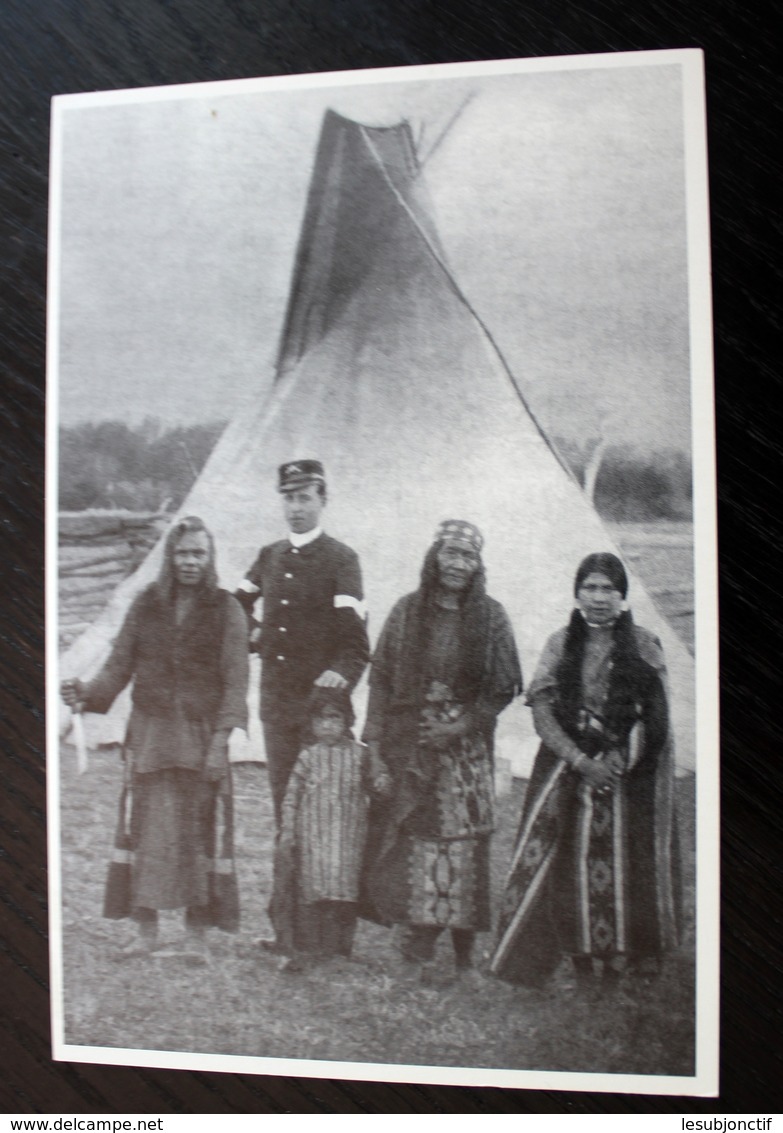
[314,670,349,689]
[365,741,393,797]
[204,730,229,781]
[418,716,468,750]
[604,750,626,776]
[372,770,393,798]
[577,757,618,792]
[61,678,86,709]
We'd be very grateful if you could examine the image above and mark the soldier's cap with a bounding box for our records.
[277,460,326,493]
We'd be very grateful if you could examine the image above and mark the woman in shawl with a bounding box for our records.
[490,552,681,988]
[362,520,522,977]
[61,516,248,963]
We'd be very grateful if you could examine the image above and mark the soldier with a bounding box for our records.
[235,460,370,828]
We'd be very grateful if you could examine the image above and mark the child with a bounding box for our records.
[269,687,380,971]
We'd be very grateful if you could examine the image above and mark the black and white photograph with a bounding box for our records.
[47,50,718,1095]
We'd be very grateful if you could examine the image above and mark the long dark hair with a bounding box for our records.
[156,515,218,602]
[556,554,655,746]
[406,543,490,705]
[573,551,628,599]
[300,686,356,744]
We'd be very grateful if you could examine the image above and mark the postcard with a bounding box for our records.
[47,48,718,1095]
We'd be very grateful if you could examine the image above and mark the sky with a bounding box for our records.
[54,56,697,453]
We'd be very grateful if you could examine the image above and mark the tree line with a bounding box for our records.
[59,418,228,512]
[555,436,692,522]
[59,419,692,522]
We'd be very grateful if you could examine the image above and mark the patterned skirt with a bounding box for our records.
[369,733,495,933]
[490,745,680,984]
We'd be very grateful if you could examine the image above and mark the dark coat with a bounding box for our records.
[237,532,369,719]
[84,583,248,732]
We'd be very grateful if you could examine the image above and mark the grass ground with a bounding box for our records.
[58,752,695,1079]
[56,519,696,1078]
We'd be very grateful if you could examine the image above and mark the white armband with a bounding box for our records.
[334,594,367,619]
[237,578,261,596]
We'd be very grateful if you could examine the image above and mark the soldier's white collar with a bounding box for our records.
[288,525,323,549]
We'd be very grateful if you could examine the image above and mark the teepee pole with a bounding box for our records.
[418,93,476,169]
[416,93,478,167]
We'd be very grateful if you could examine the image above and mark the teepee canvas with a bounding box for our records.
[59,109,696,775]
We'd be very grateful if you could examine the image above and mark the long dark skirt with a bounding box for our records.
[103,766,239,931]
[490,745,681,985]
[269,839,357,958]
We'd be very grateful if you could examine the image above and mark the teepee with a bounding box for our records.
[59,109,696,774]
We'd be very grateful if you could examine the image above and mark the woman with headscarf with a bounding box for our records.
[61,516,249,963]
[490,552,681,988]
[361,520,522,977]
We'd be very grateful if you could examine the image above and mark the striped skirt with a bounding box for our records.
[490,745,679,985]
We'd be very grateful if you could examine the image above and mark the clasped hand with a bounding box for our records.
[579,750,624,791]
[314,669,349,689]
[418,716,467,749]
[61,678,86,708]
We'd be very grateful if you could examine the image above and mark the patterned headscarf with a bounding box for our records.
[400,521,490,706]
[435,520,484,553]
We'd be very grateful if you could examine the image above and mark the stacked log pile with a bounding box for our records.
[58,511,171,650]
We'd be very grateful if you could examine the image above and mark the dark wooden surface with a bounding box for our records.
[1,0,779,1114]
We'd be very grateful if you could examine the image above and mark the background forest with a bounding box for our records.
[59,418,692,522]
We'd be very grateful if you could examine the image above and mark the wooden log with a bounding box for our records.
[63,527,161,541]
[59,557,130,577]
[60,576,124,597]
[59,511,166,539]
[60,561,129,580]
[59,594,114,612]
[59,622,92,636]
[63,532,133,545]
[60,593,114,610]
[59,543,136,565]
[60,579,116,595]
[58,607,102,621]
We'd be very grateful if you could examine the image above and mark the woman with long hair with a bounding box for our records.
[61,516,248,964]
[490,552,681,988]
[362,520,522,978]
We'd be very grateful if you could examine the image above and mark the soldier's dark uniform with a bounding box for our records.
[236,479,369,825]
